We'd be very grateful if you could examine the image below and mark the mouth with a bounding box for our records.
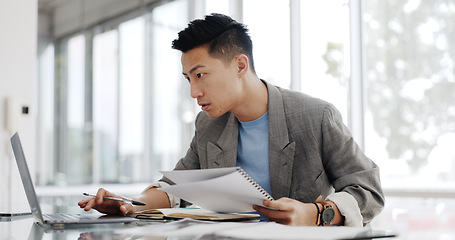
[199,103,210,111]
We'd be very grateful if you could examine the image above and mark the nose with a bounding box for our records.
[190,81,203,99]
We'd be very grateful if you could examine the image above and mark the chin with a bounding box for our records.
[206,112,220,119]
[206,110,226,119]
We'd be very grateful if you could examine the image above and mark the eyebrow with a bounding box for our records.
[182,64,205,76]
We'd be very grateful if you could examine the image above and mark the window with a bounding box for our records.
[37,44,55,185]
[65,34,89,185]
[118,17,146,182]
[92,17,146,184]
[243,0,291,89]
[300,0,350,123]
[38,0,455,196]
[149,0,189,171]
[43,0,189,186]
[363,0,455,190]
[93,29,119,183]
[206,0,229,15]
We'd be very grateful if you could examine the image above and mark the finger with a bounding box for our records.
[274,219,290,225]
[78,200,86,207]
[96,188,109,205]
[120,203,134,216]
[254,205,273,216]
[253,204,265,212]
[254,204,289,221]
[78,197,92,206]
[83,198,97,211]
[263,198,293,211]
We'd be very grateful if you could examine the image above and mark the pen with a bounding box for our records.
[83,193,146,206]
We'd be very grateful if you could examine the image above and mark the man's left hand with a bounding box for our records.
[253,197,319,226]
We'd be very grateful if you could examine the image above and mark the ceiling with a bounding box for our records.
[38,0,72,11]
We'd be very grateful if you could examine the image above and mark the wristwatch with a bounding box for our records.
[318,202,335,226]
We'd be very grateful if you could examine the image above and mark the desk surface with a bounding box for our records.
[0,215,452,240]
[2,195,455,240]
[2,216,158,240]
[0,216,381,240]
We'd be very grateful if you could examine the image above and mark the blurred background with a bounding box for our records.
[1,0,454,236]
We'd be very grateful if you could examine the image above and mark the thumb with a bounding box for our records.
[120,204,135,216]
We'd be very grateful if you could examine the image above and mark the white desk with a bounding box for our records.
[2,196,455,239]
[0,216,397,240]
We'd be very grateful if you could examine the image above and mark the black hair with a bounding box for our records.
[172,13,256,73]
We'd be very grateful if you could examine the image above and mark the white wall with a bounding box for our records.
[0,1,37,212]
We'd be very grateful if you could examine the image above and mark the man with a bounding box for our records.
[79,13,384,226]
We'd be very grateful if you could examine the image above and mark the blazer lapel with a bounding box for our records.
[207,113,238,168]
[266,81,296,199]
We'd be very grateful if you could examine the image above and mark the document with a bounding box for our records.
[159,167,273,213]
[133,207,260,221]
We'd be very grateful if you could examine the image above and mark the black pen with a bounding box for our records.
[83,193,146,206]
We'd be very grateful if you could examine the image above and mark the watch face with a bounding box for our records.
[322,207,335,224]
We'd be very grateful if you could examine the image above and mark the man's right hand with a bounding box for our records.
[78,188,135,216]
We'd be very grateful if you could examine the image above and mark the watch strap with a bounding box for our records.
[312,203,321,226]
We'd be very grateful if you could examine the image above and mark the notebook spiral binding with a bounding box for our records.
[236,167,274,201]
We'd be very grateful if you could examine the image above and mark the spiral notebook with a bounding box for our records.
[133,207,260,221]
[159,167,273,213]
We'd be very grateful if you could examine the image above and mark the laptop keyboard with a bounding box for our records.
[44,213,93,221]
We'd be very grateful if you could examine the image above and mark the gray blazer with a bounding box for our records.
[163,81,384,224]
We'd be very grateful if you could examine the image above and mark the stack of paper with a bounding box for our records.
[133,208,260,221]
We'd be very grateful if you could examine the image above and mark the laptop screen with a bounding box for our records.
[10,132,45,223]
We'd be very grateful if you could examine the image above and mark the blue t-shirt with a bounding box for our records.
[236,112,272,199]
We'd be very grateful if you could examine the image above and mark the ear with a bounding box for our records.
[235,54,249,77]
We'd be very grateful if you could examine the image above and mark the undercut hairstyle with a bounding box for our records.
[172,13,256,73]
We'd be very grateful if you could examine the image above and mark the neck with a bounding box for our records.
[232,74,268,122]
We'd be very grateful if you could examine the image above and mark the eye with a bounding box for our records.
[196,73,205,78]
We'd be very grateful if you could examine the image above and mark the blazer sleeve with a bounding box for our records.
[321,104,384,225]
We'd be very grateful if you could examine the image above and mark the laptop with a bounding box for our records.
[10,132,138,227]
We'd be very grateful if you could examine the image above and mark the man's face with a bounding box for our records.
[182,46,242,119]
